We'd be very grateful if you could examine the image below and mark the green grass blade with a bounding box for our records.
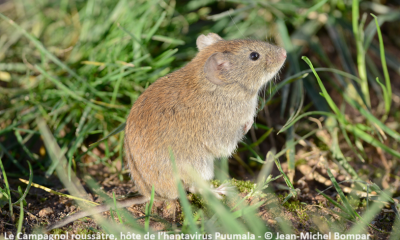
[285,127,295,183]
[145,186,155,232]
[35,65,99,109]
[230,201,264,219]
[84,177,145,232]
[343,92,400,142]
[0,142,26,174]
[169,149,199,233]
[339,123,365,163]
[317,190,352,218]
[302,57,343,119]
[279,111,335,134]
[275,129,318,159]
[255,151,276,192]
[14,130,37,161]
[89,122,126,147]
[267,67,362,104]
[371,13,392,116]
[148,35,185,45]
[0,157,14,222]
[75,105,92,137]
[347,190,390,235]
[275,158,295,203]
[325,117,360,180]
[145,11,167,43]
[266,72,306,103]
[237,127,273,151]
[326,167,356,219]
[13,161,33,205]
[345,125,400,158]
[301,0,328,18]
[326,20,357,76]
[112,191,123,225]
[17,199,24,234]
[352,0,370,107]
[390,218,400,240]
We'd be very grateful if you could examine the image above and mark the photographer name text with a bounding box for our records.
[4,231,371,240]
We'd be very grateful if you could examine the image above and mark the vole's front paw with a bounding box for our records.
[188,184,235,199]
[212,183,235,199]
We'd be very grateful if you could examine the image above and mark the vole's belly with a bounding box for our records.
[206,97,258,158]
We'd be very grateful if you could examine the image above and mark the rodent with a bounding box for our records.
[45,33,286,231]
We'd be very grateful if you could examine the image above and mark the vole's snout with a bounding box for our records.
[279,48,287,62]
[281,49,287,59]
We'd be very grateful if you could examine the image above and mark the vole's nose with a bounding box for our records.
[280,48,287,60]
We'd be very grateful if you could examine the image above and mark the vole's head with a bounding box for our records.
[196,33,286,96]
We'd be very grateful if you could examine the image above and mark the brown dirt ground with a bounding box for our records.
[1,153,399,240]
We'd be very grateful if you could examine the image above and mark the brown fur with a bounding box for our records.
[125,33,286,199]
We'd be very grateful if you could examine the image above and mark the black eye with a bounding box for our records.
[249,52,260,61]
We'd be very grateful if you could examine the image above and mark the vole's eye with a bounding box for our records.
[249,52,260,61]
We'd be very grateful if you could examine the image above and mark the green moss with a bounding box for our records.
[210,179,221,188]
[314,138,330,151]
[185,178,257,221]
[50,228,66,234]
[282,199,309,223]
[277,193,287,202]
[227,179,255,193]
[346,195,366,209]
[187,193,206,209]
[210,179,255,193]
[76,227,97,234]
[186,192,214,222]
[295,159,308,167]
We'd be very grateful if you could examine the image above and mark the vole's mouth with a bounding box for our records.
[262,71,279,85]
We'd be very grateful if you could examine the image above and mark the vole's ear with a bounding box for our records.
[204,52,230,85]
[196,33,223,51]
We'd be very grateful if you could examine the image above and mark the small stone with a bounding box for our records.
[38,207,53,217]
[267,219,277,225]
